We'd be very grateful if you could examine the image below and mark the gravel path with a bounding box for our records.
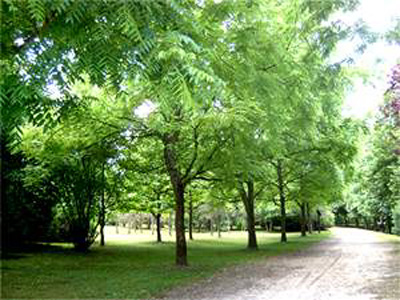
[159,228,400,300]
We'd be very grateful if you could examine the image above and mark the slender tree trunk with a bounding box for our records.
[277,161,287,243]
[364,217,369,229]
[317,210,321,233]
[156,213,162,243]
[238,176,258,249]
[99,162,106,246]
[163,133,187,266]
[300,202,307,237]
[168,210,172,236]
[134,215,137,233]
[151,215,155,235]
[373,217,378,231]
[189,191,193,240]
[174,182,187,266]
[387,215,392,234]
[306,203,312,234]
[148,214,152,230]
[210,219,214,236]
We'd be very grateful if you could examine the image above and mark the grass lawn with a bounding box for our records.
[1,227,331,299]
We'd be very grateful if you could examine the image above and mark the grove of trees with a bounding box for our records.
[1,0,399,267]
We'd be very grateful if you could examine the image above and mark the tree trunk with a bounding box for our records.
[277,161,287,243]
[99,163,106,246]
[364,217,369,229]
[148,214,152,230]
[307,203,313,234]
[238,176,258,250]
[156,213,162,243]
[168,210,172,236]
[387,215,392,234]
[163,133,187,266]
[210,219,214,236]
[151,215,155,235]
[189,191,194,240]
[134,215,137,233]
[300,202,307,237]
[317,210,321,233]
[174,182,187,266]
[217,214,221,238]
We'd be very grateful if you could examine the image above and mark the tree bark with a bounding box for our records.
[163,133,187,266]
[99,162,106,246]
[156,213,162,243]
[277,161,287,243]
[317,209,321,233]
[300,202,307,237]
[189,191,194,240]
[306,203,313,234]
[238,176,258,250]
[387,215,392,234]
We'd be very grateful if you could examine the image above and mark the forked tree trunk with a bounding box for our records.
[277,161,287,243]
[163,133,187,266]
[239,176,258,250]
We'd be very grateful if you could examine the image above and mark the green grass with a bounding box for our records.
[374,230,400,245]
[1,228,331,299]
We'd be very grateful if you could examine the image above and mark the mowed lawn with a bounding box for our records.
[1,227,331,299]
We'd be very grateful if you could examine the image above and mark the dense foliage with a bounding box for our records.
[2,0,398,267]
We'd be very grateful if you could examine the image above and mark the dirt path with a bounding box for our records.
[159,228,400,300]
